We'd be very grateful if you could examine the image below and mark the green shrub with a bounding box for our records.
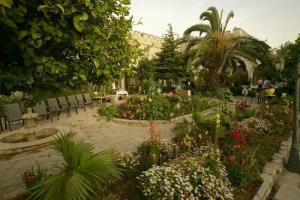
[97,104,120,120]
[137,140,161,170]
[143,93,172,120]
[225,160,260,187]
[237,108,257,121]
[192,96,221,112]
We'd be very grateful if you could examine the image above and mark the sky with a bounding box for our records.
[130,0,300,48]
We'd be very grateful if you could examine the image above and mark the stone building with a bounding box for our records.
[131,31,164,59]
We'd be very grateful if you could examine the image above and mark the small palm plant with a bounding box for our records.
[26,135,121,200]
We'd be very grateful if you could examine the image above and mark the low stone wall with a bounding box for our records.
[252,137,291,200]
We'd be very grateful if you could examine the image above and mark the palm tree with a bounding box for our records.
[27,136,121,200]
[182,7,269,90]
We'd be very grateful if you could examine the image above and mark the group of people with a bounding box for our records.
[241,79,286,98]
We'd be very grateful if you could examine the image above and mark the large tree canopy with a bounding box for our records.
[182,7,269,90]
[0,0,141,94]
[153,24,188,81]
[276,34,300,94]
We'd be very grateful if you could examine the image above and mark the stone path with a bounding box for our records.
[0,109,175,199]
[274,170,300,200]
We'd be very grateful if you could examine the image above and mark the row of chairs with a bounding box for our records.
[1,93,94,131]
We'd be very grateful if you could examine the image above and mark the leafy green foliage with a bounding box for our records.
[137,140,161,170]
[225,160,260,187]
[97,104,120,120]
[182,7,269,90]
[136,24,190,86]
[253,52,279,82]
[276,34,300,94]
[153,24,189,81]
[143,92,172,120]
[26,135,121,200]
[191,96,221,112]
[136,58,155,83]
[0,0,141,94]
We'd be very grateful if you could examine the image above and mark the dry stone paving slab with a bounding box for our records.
[0,109,175,199]
[274,170,300,200]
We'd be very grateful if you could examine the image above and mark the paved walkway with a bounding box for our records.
[0,109,175,199]
[274,170,300,200]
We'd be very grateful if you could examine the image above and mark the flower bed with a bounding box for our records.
[97,95,222,121]
[171,98,292,199]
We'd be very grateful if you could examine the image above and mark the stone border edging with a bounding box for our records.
[252,137,292,200]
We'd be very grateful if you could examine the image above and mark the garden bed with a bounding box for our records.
[98,94,223,121]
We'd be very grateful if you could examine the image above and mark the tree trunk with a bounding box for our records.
[209,68,220,90]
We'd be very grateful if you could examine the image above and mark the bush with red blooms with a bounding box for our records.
[224,128,246,161]
[221,124,260,187]
[22,162,47,188]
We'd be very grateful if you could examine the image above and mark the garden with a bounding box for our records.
[21,92,292,200]
[1,0,300,200]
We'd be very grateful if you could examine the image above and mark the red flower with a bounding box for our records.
[231,130,241,141]
[227,155,236,161]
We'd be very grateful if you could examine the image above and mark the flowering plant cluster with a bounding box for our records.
[192,144,221,160]
[125,138,179,172]
[221,128,247,163]
[22,162,47,188]
[99,85,193,121]
[118,97,143,119]
[237,117,271,135]
[160,139,179,163]
[118,152,141,176]
[138,154,233,200]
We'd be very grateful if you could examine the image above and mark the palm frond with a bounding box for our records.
[183,24,211,36]
[207,7,221,32]
[200,10,218,32]
[27,135,121,200]
[222,11,234,32]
